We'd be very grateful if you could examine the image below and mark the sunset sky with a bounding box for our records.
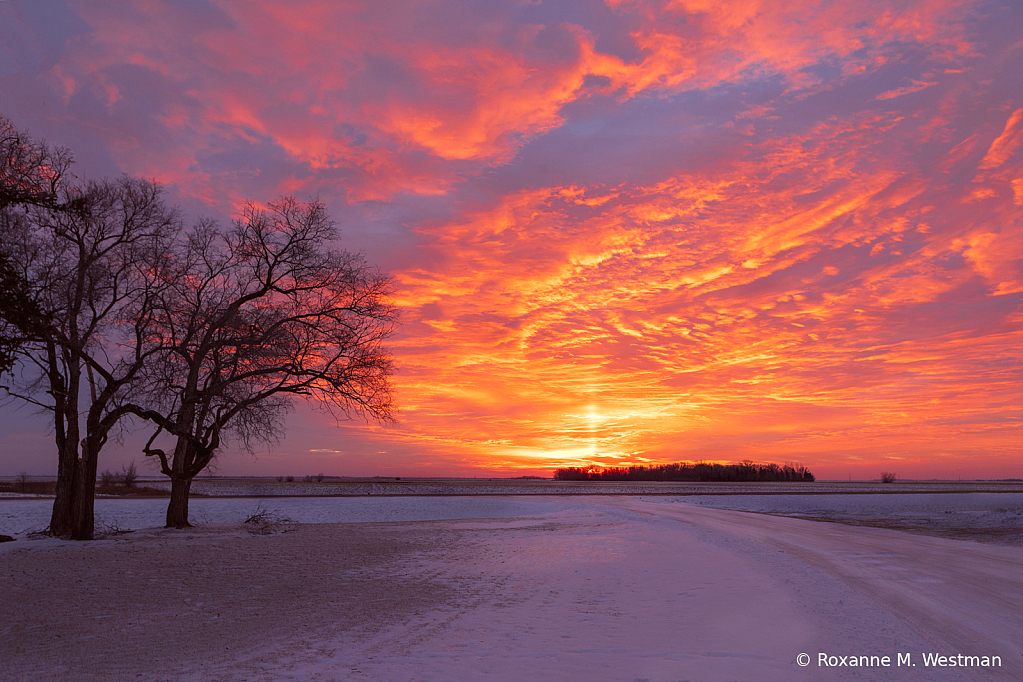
[1,0,1020,480]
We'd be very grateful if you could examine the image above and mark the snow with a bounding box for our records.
[3,489,1022,540]
[657,491,1023,518]
[2,495,1021,681]
[0,495,583,536]
[652,492,1023,544]
[141,477,1023,497]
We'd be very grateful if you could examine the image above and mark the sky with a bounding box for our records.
[1,0,1020,480]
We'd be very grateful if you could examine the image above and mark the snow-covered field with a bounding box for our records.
[121,477,1023,497]
[661,492,1023,545]
[3,489,1022,542]
[4,476,1015,499]
[2,494,1021,681]
[0,495,582,536]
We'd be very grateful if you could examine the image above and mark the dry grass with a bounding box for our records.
[94,484,169,497]
[0,480,56,495]
[0,480,169,496]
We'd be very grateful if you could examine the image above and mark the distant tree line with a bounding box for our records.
[554,461,815,482]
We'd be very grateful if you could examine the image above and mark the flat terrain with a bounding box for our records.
[668,492,1023,545]
[7,477,1021,499]
[106,477,1023,497]
[5,489,1023,545]
[2,496,1020,681]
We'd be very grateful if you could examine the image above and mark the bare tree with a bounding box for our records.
[2,173,180,539]
[1,116,74,210]
[134,197,397,528]
[0,115,70,376]
[120,460,138,488]
[2,117,395,535]
[0,248,47,375]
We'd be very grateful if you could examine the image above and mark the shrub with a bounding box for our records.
[316,473,324,482]
[244,503,294,535]
[880,472,897,483]
[120,461,138,488]
[99,470,116,486]
[285,475,294,482]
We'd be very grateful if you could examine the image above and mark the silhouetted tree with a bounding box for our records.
[0,115,70,375]
[2,117,395,536]
[2,163,180,539]
[1,115,74,210]
[0,250,47,375]
[133,198,397,528]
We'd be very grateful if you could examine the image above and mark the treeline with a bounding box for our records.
[554,461,815,482]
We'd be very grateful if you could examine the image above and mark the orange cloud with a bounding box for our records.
[383,102,1021,475]
[602,0,973,94]
[978,107,1023,169]
[877,81,939,100]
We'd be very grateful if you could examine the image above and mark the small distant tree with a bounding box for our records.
[316,473,324,482]
[120,461,138,488]
[99,470,116,486]
[880,472,897,483]
[17,471,28,493]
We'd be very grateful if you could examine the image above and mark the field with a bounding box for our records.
[1,484,1021,680]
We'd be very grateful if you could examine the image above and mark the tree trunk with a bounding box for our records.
[48,342,80,537]
[166,476,193,528]
[70,436,100,541]
[70,455,96,541]
[49,441,76,537]
[49,409,81,537]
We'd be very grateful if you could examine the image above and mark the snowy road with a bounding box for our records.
[610,498,1023,681]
